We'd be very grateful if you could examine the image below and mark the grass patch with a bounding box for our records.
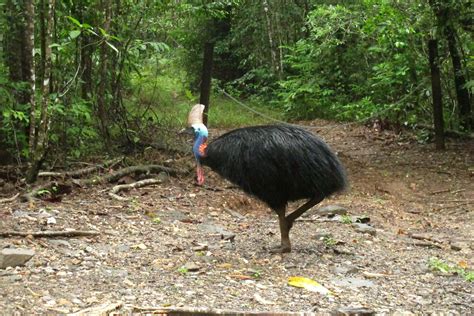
[206,96,283,128]
[127,71,283,129]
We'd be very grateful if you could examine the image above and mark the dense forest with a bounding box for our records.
[0,0,472,180]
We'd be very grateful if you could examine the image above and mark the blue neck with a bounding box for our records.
[193,134,207,159]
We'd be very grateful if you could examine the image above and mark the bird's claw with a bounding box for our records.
[269,244,291,253]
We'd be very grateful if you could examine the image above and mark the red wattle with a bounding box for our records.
[196,166,205,185]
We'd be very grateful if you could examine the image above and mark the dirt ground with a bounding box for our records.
[0,120,473,315]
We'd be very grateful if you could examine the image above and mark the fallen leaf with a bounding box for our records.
[229,274,253,280]
[217,263,232,269]
[131,243,147,250]
[458,260,468,269]
[288,276,333,296]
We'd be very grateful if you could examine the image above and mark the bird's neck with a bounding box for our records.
[193,135,208,159]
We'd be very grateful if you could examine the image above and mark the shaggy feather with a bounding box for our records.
[201,124,347,210]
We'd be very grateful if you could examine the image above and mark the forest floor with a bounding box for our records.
[0,120,473,315]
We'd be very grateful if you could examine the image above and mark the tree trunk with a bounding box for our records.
[23,0,36,156]
[444,24,472,129]
[96,0,112,147]
[200,42,214,126]
[429,0,472,130]
[262,0,280,77]
[26,0,55,183]
[428,39,445,150]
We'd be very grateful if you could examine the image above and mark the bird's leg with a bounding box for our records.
[286,195,324,229]
[270,208,292,253]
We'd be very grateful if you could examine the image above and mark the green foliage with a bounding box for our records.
[323,235,337,247]
[177,266,188,275]
[341,215,353,224]
[429,257,474,282]
[0,0,472,169]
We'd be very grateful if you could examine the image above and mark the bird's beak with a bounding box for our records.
[178,127,194,136]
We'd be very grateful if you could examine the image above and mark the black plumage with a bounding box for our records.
[188,104,347,252]
[202,125,347,210]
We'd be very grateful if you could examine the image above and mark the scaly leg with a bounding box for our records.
[286,195,324,229]
[270,207,292,253]
[270,195,324,253]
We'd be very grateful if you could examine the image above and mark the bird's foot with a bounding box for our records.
[269,244,291,253]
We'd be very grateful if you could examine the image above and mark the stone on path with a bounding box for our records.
[0,248,35,269]
[352,223,376,236]
[316,205,348,216]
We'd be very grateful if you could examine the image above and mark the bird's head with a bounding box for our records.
[187,104,208,186]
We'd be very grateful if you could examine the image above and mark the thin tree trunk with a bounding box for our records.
[444,24,472,129]
[26,0,55,183]
[96,0,112,147]
[200,42,214,126]
[428,39,445,150]
[262,0,280,77]
[23,0,36,155]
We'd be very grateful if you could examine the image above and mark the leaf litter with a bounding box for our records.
[0,120,473,314]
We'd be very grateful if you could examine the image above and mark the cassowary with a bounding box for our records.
[187,104,347,253]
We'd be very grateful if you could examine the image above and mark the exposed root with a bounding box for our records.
[82,164,187,186]
[0,193,20,203]
[38,157,123,179]
[108,178,164,201]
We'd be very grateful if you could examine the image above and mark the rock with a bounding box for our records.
[354,216,371,224]
[0,248,35,269]
[333,277,375,288]
[183,261,200,272]
[331,307,375,315]
[12,210,32,218]
[192,243,208,251]
[314,232,332,240]
[352,223,376,236]
[333,265,360,275]
[198,223,236,241]
[316,205,348,216]
[47,217,57,225]
[48,239,71,247]
[450,241,469,251]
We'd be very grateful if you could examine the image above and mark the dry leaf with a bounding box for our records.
[229,274,253,280]
[217,263,232,269]
[458,260,468,269]
[288,276,333,296]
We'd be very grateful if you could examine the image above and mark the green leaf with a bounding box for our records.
[106,41,119,54]
[69,30,81,39]
[67,16,82,27]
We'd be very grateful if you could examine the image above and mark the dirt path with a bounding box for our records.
[1,121,473,314]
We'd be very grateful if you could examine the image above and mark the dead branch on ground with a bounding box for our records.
[0,230,100,238]
[0,193,20,203]
[38,157,123,179]
[82,164,187,186]
[108,178,163,201]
